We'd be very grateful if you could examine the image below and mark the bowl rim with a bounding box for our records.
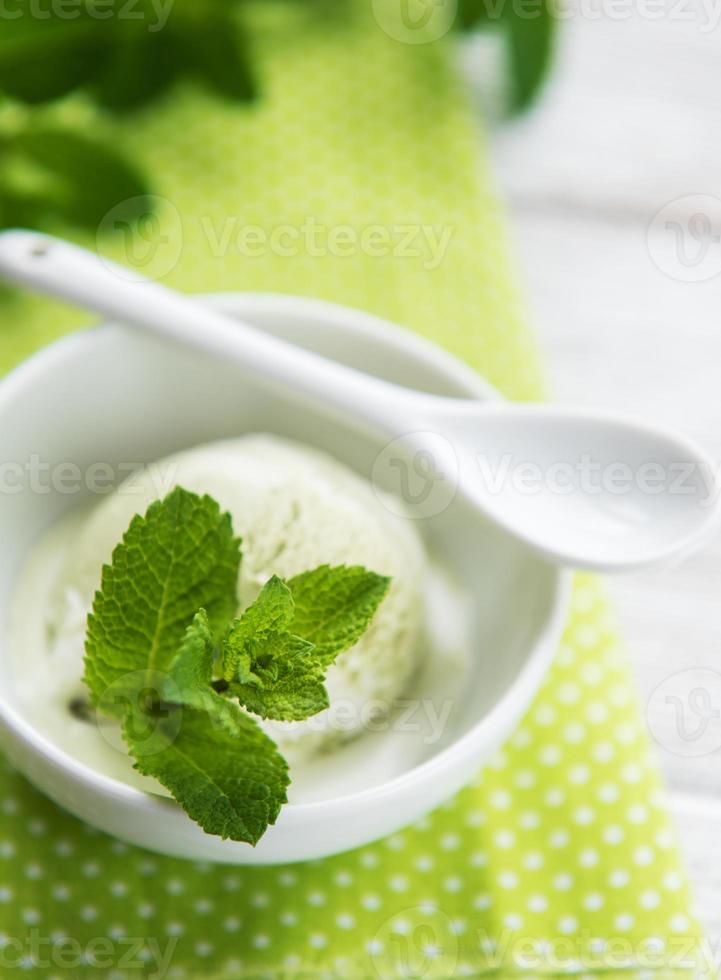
[0,291,571,825]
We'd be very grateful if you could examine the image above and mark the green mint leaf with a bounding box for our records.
[178,13,256,102]
[123,702,288,845]
[241,575,296,633]
[0,5,257,112]
[13,126,150,231]
[84,487,240,714]
[228,630,328,722]
[455,0,556,113]
[93,26,179,112]
[0,17,107,104]
[161,609,243,736]
[163,609,216,698]
[285,565,391,667]
[503,3,555,112]
[221,575,294,682]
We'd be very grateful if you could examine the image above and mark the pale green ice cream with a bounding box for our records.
[45,434,427,759]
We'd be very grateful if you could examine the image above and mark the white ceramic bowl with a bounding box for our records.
[0,293,569,864]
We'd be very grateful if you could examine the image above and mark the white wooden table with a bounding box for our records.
[474,10,721,943]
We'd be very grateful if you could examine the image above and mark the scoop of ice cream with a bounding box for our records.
[50,434,427,758]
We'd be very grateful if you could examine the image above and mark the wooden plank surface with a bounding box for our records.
[476,11,721,943]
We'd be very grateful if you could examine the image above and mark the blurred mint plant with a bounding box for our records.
[0,1,254,111]
[0,0,253,235]
[0,0,555,235]
[0,110,148,232]
[0,1,554,115]
[457,0,555,111]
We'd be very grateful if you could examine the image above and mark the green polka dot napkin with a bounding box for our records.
[0,2,702,977]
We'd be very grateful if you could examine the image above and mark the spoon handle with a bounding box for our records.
[4,231,718,572]
[0,229,433,438]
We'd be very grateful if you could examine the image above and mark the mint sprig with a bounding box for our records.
[0,2,554,118]
[83,486,390,844]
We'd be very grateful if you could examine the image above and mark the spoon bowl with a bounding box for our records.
[417,400,719,571]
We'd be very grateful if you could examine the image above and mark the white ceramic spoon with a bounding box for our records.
[0,228,717,571]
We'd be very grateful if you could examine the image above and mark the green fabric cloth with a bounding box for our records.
[1,3,701,977]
